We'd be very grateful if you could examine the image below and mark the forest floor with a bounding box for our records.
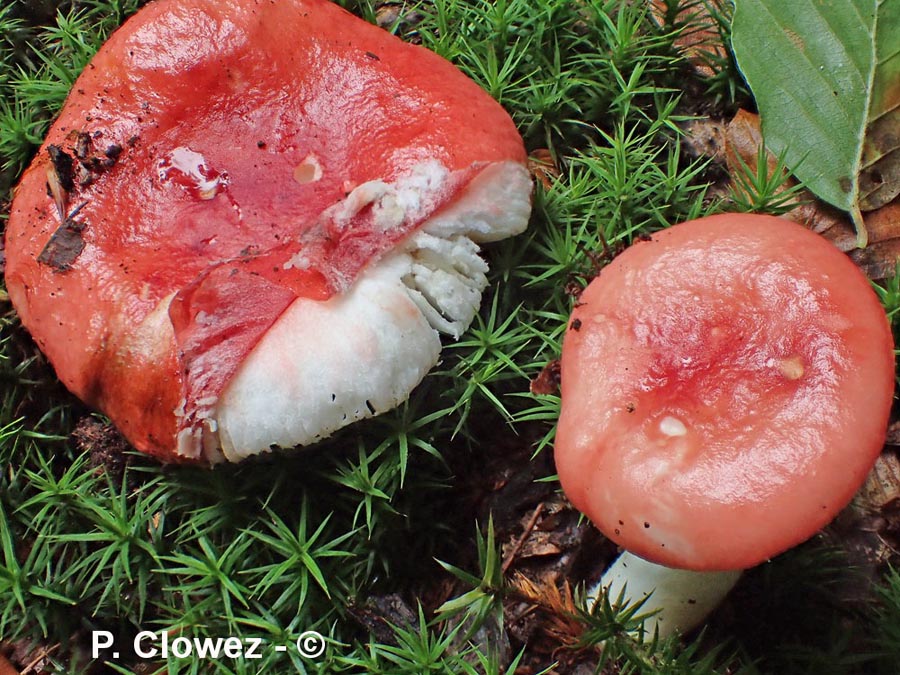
[1,1,900,674]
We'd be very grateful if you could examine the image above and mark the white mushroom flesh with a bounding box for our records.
[210,160,532,461]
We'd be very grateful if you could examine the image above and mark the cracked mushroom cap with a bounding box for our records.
[5,0,532,463]
[555,214,895,571]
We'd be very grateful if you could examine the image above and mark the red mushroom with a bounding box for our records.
[555,213,894,636]
[4,0,532,463]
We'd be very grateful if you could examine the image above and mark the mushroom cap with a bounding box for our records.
[5,0,530,462]
[555,214,895,571]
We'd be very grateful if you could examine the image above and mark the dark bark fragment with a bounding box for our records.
[36,217,86,272]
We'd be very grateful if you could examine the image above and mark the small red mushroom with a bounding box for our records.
[5,0,531,463]
[555,213,895,635]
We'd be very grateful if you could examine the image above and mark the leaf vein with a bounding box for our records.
[751,0,866,133]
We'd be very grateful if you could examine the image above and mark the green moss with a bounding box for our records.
[1,1,892,674]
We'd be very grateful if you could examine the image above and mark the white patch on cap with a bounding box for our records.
[293,154,323,184]
[330,179,390,230]
[157,146,229,200]
[659,415,688,437]
[325,161,452,234]
[768,355,805,380]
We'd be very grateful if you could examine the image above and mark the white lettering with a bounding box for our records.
[223,637,243,658]
[243,637,263,659]
[129,631,275,660]
[170,636,192,659]
[193,637,223,659]
[134,631,158,658]
[92,631,114,658]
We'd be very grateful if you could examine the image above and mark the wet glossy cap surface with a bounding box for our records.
[4,0,526,460]
[555,214,895,570]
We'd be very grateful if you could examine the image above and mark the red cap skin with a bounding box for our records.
[4,0,526,461]
[555,214,895,571]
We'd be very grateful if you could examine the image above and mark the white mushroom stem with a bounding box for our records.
[588,551,742,639]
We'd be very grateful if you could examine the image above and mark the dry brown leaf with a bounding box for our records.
[7,641,57,675]
[859,51,900,211]
[0,654,18,675]
[855,451,900,512]
[529,360,560,396]
[515,533,563,560]
[848,201,900,279]
[886,420,900,446]
[828,451,900,583]
[528,149,560,191]
[374,2,424,43]
[723,109,900,279]
[724,110,850,239]
[679,117,727,161]
[346,593,418,646]
[650,0,727,78]
[860,111,900,211]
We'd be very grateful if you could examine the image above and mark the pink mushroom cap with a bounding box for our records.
[555,214,895,571]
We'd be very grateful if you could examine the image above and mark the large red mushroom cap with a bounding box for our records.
[5,0,531,463]
[555,214,895,571]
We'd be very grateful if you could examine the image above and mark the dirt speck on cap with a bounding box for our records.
[48,145,75,191]
[37,216,86,272]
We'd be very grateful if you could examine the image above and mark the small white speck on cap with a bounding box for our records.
[659,415,688,437]
[769,355,804,380]
[293,154,323,184]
